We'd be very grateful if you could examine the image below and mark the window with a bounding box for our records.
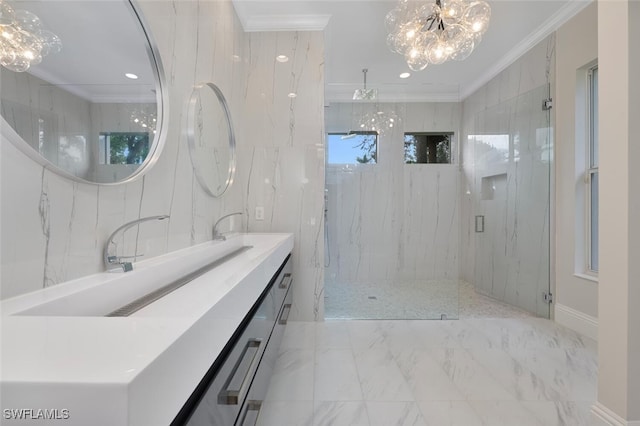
[99,132,150,165]
[327,132,377,164]
[404,132,453,164]
[587,66,599,272]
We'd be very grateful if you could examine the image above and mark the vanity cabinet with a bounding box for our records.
[174,254,293,426]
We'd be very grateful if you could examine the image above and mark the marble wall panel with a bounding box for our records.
[1,0,246,299]
[238,31,325,321]
[324,102,461,289]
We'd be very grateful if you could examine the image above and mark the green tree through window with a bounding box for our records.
[101,132,150,165]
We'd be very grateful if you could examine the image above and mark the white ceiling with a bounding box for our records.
[232,0,592,102]
[21,1,156,103]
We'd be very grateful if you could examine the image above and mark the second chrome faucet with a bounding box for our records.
[104,215,170,272]
[213,212,243,241]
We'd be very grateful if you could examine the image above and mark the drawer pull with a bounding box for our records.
[279,273,292,289]
[278,303,292,325]
[218,338,262,405]
[236,400,262,426]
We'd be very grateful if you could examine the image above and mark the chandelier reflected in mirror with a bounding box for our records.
[386,0,491,71]
[0,0,62,72]
[358,108,399,136]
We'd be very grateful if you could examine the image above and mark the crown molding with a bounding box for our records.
[325,84,461,103]
[460,0,593,100]
[242,14,331,32]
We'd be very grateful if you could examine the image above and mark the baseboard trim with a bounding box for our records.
[591,402,640,426]
[554,303,598,341]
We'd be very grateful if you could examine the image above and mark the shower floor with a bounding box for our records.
[324,280,534,320]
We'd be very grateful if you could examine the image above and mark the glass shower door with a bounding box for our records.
[471,84,552,318]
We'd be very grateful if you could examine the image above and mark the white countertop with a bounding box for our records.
[0,233,294,426]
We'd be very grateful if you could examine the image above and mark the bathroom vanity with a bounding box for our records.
[0,233,294,426]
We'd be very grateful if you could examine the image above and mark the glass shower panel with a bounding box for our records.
[324,126,460,320]
[471,84,551,318]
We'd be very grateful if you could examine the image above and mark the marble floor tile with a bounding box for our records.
[467,348,559,401]
[520,401,592,426]
[347,321,388,353]
[439,319,502,349]
[467,400,551,426]
[314,348,364,401]
[507,348,598,402]
[280,321,317,352]
[429,348,517,400]
[353,347,414,401]
[316,321,351,349]
[416,401,484,426]
[366,402,426,426]
[264,349,315,401]
[262,310,597,426]
[393,348,467,401]
[313,401,369,426]
[256,401,314,426]
[383,320,459,351]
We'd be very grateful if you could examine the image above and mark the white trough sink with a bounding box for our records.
[0,233,294,426]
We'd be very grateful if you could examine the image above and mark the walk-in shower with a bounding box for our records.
[323,87,551,320]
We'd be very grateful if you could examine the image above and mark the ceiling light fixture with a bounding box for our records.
[0,0,62,72]
[125,73,138,80]
[386,0,491,71]
[358,107,399,136]
[399,72,411,79]
[276,55,289,63]
[352,68,377,101]
[288,92,297,98]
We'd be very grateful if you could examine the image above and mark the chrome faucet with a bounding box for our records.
[104,215,170,272]
[213,212,243,241]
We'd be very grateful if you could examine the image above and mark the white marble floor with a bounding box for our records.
[257,317,597,426]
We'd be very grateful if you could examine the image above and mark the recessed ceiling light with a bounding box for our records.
[399,72,411,79]
[276,55,289,63]
[125,73,138,80]
[288,92,297,98]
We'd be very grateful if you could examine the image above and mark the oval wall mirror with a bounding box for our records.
[0,0,166,184]
[187,83,236,198]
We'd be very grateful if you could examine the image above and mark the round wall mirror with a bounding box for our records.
[187,83,236,198]
[0,0,166,184]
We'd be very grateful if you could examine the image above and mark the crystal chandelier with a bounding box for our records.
[358,108,399,136]
[386,0,491,71]
[0,0,62,72]
[130,110,158,134]
[353,68,378,101]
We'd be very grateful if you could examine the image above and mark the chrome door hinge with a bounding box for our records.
[542,98,553,110]
[543,292,553,304]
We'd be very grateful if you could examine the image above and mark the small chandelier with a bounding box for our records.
[353,68,377,101]
[0,0,62,72]
[358,108,399,136]
[130,110,158,134]
[386,0,491,71]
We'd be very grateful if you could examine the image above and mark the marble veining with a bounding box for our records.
[258,315,597,426]
[324,102,461,319]
[1,0,248,299]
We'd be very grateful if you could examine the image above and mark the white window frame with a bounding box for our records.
[585,65,598,274]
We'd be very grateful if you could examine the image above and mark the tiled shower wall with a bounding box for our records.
[324,102,461,286]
